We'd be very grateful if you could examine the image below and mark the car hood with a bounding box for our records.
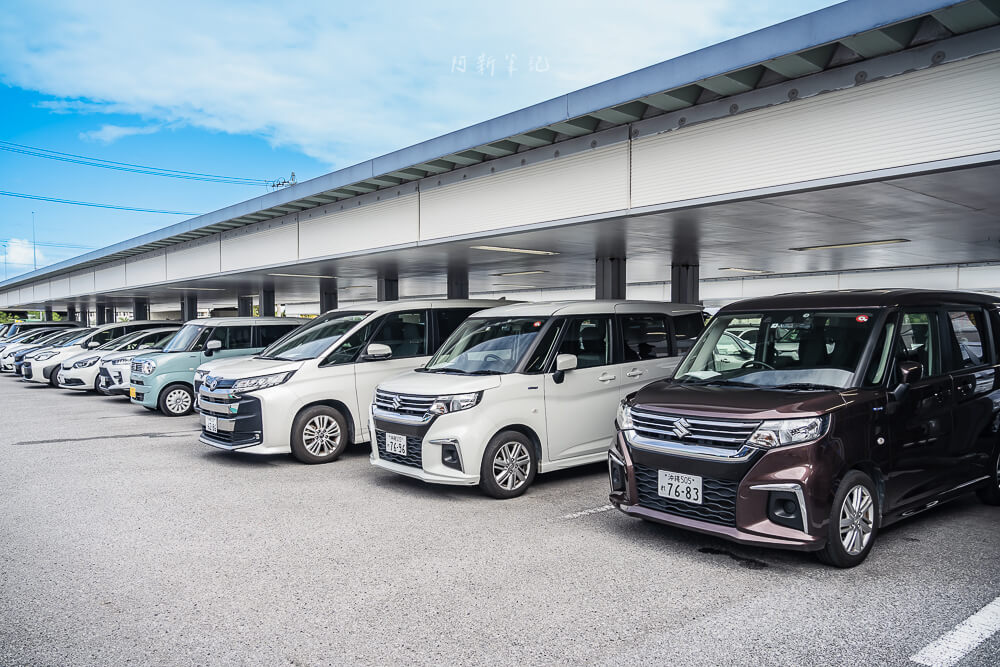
[631,381,851,420]
[200,356,304,379]
[377,369,503,395]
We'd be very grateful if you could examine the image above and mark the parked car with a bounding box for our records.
[609,289,1000,567]
[0,319,81,341]
[0,328,68,371]
[13,329,95,375]
[196,300,506,461]
[97,331,180,397]
[56,327,181,392]
[371,300,705,498]
[21,320,173,387]
[130,317,305,416]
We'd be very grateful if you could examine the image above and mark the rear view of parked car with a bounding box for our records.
[130,317,305,416]
[371,300,704,498]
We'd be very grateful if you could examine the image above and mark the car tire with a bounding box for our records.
[478,431,537,499]
[158,383,195,417]
[816,470,879,568]
[48,371,60,388]
[290,406,349,464]
[976,447,1000,506]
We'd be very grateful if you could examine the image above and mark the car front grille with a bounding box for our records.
[131,361,143,374]
[630,407,760,449]
[373,389,436,419]
[375,429,423,468]
[633,462,738,526]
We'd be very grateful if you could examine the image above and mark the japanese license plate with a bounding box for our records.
[658,470,703,505]
[129,387,137,399]
[205,415,218,433]
[385,432,407,456]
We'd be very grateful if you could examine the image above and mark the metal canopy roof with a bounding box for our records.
[3,0,997,291]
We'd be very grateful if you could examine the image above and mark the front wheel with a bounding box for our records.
[290,406,349,464]
[816,470,879,568]
[478,431,537,499]
[976,447,1000,506]
[158,384,194,417]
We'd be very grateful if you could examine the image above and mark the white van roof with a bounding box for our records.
[328,299,508,315]
[465,300,704,318]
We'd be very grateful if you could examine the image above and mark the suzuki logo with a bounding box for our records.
[392,395,402,410]
[671,418,692,439]
[206,376,219,391]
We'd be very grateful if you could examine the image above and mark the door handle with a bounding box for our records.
[626,368,645,378]
[598,373,617,383]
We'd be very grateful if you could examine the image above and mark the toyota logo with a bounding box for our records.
[671,418,692,439]
[206,376,219,391]
[392,395,402,410]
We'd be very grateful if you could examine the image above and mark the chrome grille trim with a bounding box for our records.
[630,407,760,447]
[373,389,436,418]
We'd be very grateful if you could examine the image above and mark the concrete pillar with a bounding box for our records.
[66,305,76,323]
[595,257,627,300]
[43,305,53,321]
[259,281,275,317]
[132,298,149,321]
[377,274,399,302]
[447,266,469,300]
[180,294,199,321]
[320,278,338,313]
[96,302,108,325]
[237,296,254,317]
[671,264,700,304]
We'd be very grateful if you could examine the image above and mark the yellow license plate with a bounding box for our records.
[129,387,136,399]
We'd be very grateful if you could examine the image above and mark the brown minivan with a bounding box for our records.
[609,289,1000,567]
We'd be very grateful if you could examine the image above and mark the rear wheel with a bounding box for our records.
[290,406,349,464]
[816,470,879,568]
[158,384,194,417]
[976,447,1000,506]
[478,431,537,499]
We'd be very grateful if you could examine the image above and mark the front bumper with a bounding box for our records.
[57,363,99,390]
[367,407,482,486]
[22,361,58,384]
[197,384,268,452]
[609,430,828,552]
[129,373,161,407]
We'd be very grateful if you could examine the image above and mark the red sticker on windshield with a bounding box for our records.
[533,321,542,327]
[856,315,869,323]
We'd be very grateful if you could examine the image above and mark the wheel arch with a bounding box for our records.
[492,423,543,463]
[847,460,886,524]
[292,399,356,444]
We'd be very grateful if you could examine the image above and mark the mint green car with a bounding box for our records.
[130,317,305,416]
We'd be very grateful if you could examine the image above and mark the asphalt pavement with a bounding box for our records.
[1,377,998,666]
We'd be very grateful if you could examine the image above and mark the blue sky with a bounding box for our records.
[0,0,836,280]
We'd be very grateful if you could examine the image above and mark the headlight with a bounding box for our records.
[34,351,58,361]
[194,369,209,382]
[141,360,157,375]
[747,416,829,448]
[616,400,634,431]
[73,356,100,368]
[428,392,482,415]
[231,372,292,393]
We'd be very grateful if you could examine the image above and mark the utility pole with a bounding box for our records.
[1,242,7,280]
[32,211,37,271]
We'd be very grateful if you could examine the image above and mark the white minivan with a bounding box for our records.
[196,299,505,462]
[370,301,704,498]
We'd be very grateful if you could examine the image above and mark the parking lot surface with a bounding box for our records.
[1,378,998,666]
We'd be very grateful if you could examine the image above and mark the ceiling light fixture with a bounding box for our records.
[267,273,336,279]
[493,283,537,289]
[166,287,225,292]
[492,270,549,276]
[340,285,373,289]
[471,245,559,256]
[790,238,910,251]
[720,267,772,274]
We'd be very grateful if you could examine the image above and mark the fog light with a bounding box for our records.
[767,491,804,531]
[433,439,463,472]
[608,451,627,494]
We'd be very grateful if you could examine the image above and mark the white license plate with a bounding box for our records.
[385,432,407,456]
[205,415,218,433]
[658,470,703,505]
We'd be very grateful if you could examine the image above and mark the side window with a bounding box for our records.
[896,311,941,378]
[91,330,115,345]
[864,317,897,386]
[525,319,564,373]
[368,311,428,359]
[621,314,671,360]
[434,309,478,347]
[558,317,612,369]
[322,322,374,366]
[255,324,300,348]
[672,313,705,355]
[944,309,990,370]
[208,326,253,350]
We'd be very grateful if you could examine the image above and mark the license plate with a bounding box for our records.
[205,415,218,433]
[385,432,407,456]
[129,387,136,399]
[658,470,703,505]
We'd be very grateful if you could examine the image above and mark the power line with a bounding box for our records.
[0,190,196,215]
[0,238,96,250]
[0,140,279,186]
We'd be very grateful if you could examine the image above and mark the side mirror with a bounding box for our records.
[365,343,393,361]
[553,353,577,384]
[892,360,923,401]
[204,339,222,356]
[86,340,101,349]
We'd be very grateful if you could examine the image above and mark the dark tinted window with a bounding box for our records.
[255,324,301,348]
[369,311,427,358]
[209,325,254,350]
[621,314,671,360]
[672,313,705,354]
[944,309,990,370]
[897,311,941,378]
[559,317,612,369]
[322,322,374,366]
[434,309,478,347]
[90,329,117,345]
[525,319,564,373]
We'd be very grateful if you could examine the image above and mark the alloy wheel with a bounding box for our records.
[839,484,874,556]
[302,415,341,456]
[165,388,192,414]
[492,441,531,491]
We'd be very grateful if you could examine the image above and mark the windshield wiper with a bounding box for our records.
[771,382,842,391]
[682,379,757,387]
[466,369,504,375]
[419,367,467,374]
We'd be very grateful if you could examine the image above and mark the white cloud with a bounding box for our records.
[0,1,833,168]
[2,238,44,269]
[79,123,162,143]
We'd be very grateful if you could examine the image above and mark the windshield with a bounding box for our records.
[424,317,547,375]
[258,311,371,361]
[145,330,179,349]
[60,330,95,347]
[162,324,207,352]
[674,310,878,390]
[97,330,148,351]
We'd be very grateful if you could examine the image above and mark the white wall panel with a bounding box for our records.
[167,238,221,280]
[94,261,126,292]
[420,143,629,240]
[0,291,10,307]
[69,270,95,296]
[33,282,50,301]
[838,267,959,290]
[126,251,166,286]
[221,218,297,272]
[19,287,33,304]
[958,265,1000,290]
[632,52,1000,209]
[50,277,70,299]
[299,195,419,259]
[741,274,839,298]
[627,284,667,301]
